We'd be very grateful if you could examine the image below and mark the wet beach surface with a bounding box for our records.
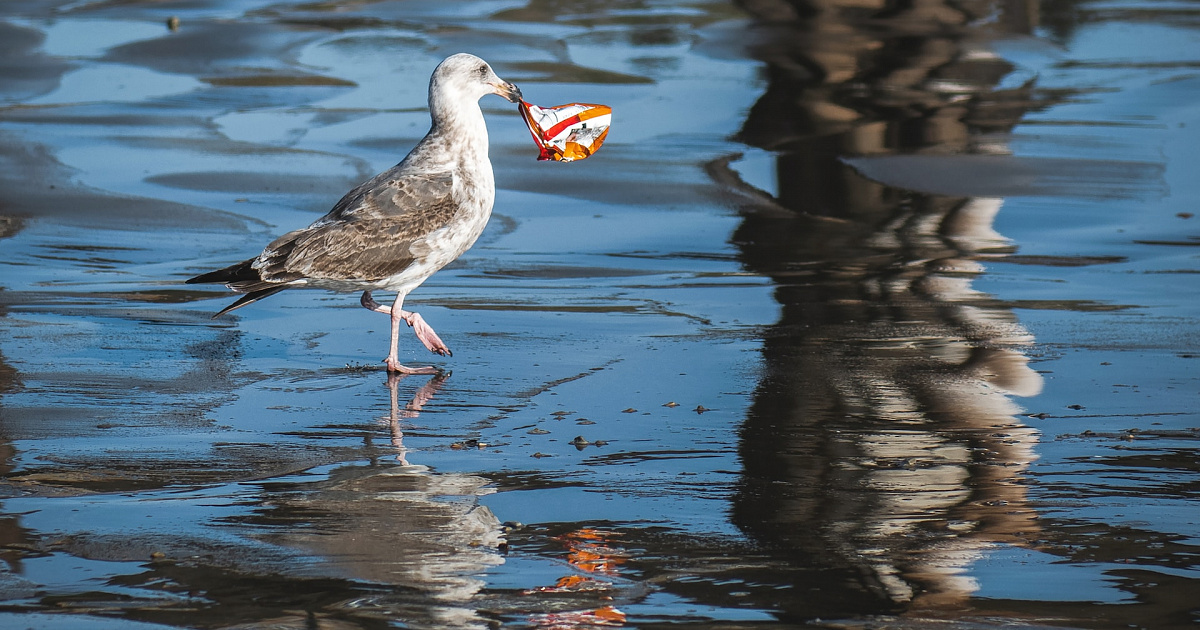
[0,0,1197,628]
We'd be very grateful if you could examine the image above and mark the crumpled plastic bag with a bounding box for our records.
[518,100,611,162]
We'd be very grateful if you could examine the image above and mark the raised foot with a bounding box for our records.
[384,358,441,375]
[403,311,452,357]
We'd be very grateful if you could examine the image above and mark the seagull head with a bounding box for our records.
[431,53,522,107]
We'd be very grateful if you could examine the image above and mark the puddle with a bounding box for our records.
[0,0,1198,628]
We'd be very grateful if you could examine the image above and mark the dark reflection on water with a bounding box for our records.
[716,0,1198,626]
[0,216,32,585]
[713,0,1046,619]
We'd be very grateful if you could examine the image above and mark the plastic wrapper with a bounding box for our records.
[518,100,611,162]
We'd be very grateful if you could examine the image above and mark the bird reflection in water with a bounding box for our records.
[251,371,505,630]
[384,371,449,466]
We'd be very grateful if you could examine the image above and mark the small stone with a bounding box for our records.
[532,452,550,458]
[570,436,590,446]
[528,428,550,435]
[166,16,180,31]
[1067,404,1084,410]
[694,405,710,414]
[663,402,679,408]
[621,408,637,413]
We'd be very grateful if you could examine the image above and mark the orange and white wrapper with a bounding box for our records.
[519,100,611,162]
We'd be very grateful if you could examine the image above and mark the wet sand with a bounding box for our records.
[0,0,1198,628]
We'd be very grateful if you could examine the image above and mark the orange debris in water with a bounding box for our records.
[530,605,627,628]
[554,575,592,589]
[554,528,626,574]
[591,606,626,623]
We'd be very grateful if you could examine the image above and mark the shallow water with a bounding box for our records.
[0,0,1197,628]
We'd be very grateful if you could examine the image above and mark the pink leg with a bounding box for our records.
[403,311,451,356]
[360,291,450,373]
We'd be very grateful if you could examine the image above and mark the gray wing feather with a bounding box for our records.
[328,169,454,222]
[254,170,460,283]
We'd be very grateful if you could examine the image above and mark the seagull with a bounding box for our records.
[187,53,521,374]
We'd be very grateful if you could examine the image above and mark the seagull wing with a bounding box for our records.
[256,171,460,283]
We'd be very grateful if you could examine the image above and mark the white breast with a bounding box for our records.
[381,155,495,294]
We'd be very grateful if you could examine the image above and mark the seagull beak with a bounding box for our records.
[492,81,522,104]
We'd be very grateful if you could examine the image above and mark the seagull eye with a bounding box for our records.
[477,65,488,77]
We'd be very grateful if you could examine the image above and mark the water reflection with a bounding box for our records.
[0,215,33,583]
[384,371,449,465]
[0,370,503,629]
[725,0,1045,618]
[0,216,22,401]
[525,529,630,628]
[236,372,504,629]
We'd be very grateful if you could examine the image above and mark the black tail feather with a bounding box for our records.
[189,257,289,317]
[213,286,288,318]
[187,258,258,285]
